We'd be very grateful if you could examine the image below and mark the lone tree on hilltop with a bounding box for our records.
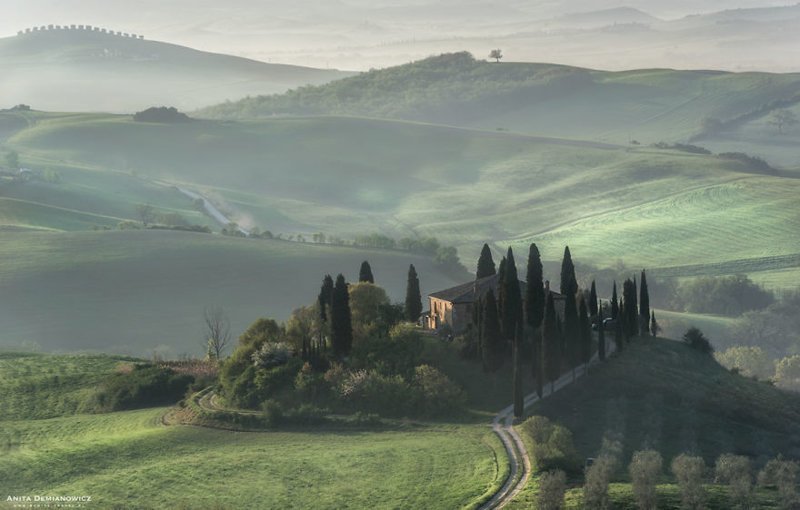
[489,49,503,63]
[405,264,422,323]
[203,305,231,360]
[136,203,156,226]
[476,243,496,279]
[331,274,353,357]
[359,260,374,283]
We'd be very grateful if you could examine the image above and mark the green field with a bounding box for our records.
[0,353,505,510]
[0,230,462,356]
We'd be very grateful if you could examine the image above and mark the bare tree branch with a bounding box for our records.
[203,305,231,360]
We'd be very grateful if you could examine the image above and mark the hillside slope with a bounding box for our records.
[6,112,799,290]
[0,230,462,356]
[0,28,354,112]
[197,52,800,157]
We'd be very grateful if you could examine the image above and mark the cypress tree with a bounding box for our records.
[331,274,353,358]
[513,322,524,417]
[579,297,592,367]
[589,280,598,317]
[615,300,625,352]
[500,247,523,350]
[526,243,545,385]
[481,290,503,372]
[611,281,619,320]
[542,293,560,394]
[564,290,580,380]
[639,269,650,336]
[317,274,334,358]
[598,303,606,361]
[405,264,422,323]
[650,311,660,338]
[623,278,638,338]
[359,260,374,284]
[560,246,578,297]
[497,256,507,334]
[476,243,497,279]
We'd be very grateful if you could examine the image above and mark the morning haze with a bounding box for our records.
[1,1,799,509]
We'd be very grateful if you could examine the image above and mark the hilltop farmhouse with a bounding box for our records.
[425,273,565,333]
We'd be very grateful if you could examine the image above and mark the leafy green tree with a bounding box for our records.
[715,454,753,510]
[481,290,504,372]
[405,264,422,322]
[538,470,566,510]
[476,243,496,279]
[331,274,353,357]
[488,49,503,63]
[629,450,662,510]
[683,327,713,355]
[589,280,598,317]
[542,293,560,392]
[768,109,798,134]
[758,456,799,510]
[359,260,374,283]
[715,346,773,379]
[584,456,616,510]
[526,243,545,393]
[774,355,800,392]
[640,270,651,336]
[672,454,706,510]
[560,246,577,297]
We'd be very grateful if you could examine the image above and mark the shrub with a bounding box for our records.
[411,364,465,416]
[683,327,713,355]
[261,399,284,428]
[350,323,423,377]
[629,450,662,510]
[677,275,774,316]
[253,357,303,397]
[251,342,292,369]
[537,469,566,510]
[88,365,194,412]
[583,456,617,510]
[519,416,581,473]
[715,454,753,510]
[758,455,799,510]
[671,454,706,510]
[336,369,413,417]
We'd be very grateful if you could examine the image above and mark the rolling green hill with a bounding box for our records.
[0,230,463,356]
[0,352,504,509]
[197,52,800,161]
[0,28,353,113]
[5,111,798,292]
[508,337,800,508]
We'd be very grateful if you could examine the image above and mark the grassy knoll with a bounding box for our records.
[7,111,799,290]
[505,337,800,508]
[0,230,462,356]
[0,355,505,510]
[198,53,800,150]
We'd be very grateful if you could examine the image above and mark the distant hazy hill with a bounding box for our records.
[197,52,800,150]
[0,27,354,113]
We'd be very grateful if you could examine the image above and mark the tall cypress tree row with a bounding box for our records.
[542,293,560,393]
[481,290,503,372]
[611,281,619,320]
[405,264,422,323]
[513,322,524,417]
[476,243,497,279]
[579,297,592,368]
[598,303,606,361]
[639,269,650,336]
[497,256,507,338]
[560,246,578,297]
[359,260,375,283]
[526,243,545,385]
[589,280,598,317]
[563,290,579,380]
[331,274,353,358]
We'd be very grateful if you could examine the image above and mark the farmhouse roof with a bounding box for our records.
[429,273,564,304]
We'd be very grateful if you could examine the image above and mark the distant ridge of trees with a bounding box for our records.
[133,106,192,123]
